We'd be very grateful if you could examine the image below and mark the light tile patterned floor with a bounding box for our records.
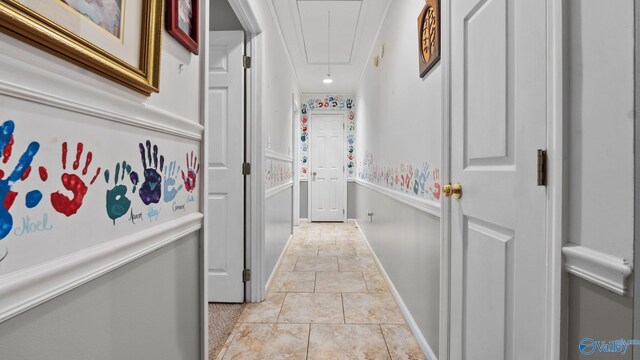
[216,221,426,360]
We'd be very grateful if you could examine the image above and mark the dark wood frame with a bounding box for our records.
[418,0,441,77]
[167,0,199,55]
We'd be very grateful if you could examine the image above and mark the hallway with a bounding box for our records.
[215,221,425,360]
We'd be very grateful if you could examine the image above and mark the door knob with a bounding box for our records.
[443,183,462,199]
[312,171,317,176]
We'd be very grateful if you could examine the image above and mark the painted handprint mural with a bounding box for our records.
[0,111,200,270]
[0,120,40,239]
[358,152,441,202]
[181,151,200,192]
[50,142,101,217]
[138,140,164,205]
[300,95,356,179]
[104,161,139,225]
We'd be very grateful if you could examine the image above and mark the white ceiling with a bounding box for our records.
[271,0,392,94]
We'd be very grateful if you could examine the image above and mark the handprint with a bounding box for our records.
[50,142,101,217]
[0,120,40,239]
[163,160,183,202]
[104,161,139,225]
[181,151,200,193]
[138,140,164,205]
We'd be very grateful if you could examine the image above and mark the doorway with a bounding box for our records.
[309,113,347,222]
[442,0,557,358]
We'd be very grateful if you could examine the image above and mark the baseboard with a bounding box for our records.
[264,234,294,296]
[354,220,438,360]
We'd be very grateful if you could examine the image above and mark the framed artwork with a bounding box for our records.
[0,0,163,96]
[417,0,441,77]
[167,0,199,55]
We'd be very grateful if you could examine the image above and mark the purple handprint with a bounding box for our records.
[138,140,164,205]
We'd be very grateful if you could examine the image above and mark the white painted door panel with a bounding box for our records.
[449,0,547,359]
[207,31,244,303]
[310,114,345,222]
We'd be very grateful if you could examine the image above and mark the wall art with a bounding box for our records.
[418,0,441,77]
[167,0,199,54]
[265,158,292,190]
[0,0,163,95]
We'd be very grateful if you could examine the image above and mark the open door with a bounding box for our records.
[309,113,346,222]
[207,31,245,303]
[448,0,548,358]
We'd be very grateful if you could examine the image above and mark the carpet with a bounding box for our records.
[208,302,245,360]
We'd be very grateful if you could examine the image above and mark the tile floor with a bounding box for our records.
[216,221,426,360]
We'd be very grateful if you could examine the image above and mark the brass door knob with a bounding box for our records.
[443,183,462,199]
[312,171,317,176]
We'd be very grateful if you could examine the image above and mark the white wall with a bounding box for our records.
[564,0,635,357]
[247,0,300,290]
[0,1,206,356]
[356,1,441,200]
[354,0,443,356]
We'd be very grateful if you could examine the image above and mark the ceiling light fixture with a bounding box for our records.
[323,10,333,84]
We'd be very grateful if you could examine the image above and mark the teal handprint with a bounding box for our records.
[104,161,139,225]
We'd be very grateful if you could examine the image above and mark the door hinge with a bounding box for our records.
[537,149,547,186]
[243,55,252,69]
[242,163,251,175]
[242,269,251,282]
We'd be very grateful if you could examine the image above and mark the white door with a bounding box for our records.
[207,31,245,303]
[449,0,548,359]
[310,114,345,222]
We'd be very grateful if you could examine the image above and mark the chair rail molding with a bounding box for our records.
[562,243,633,295]
[354,179,441,217]
[265,149,294,162]
[0,80,204,141]
[266,181,293,199]
[0,213,204,323]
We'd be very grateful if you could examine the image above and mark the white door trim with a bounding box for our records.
[228,0,264,303]
[307,111,348,222]
[545,0,564,358]
[440,0,564,358]
[292,94,300,226]
[199,1,210,359]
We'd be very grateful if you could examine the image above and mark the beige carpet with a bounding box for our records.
[208,303,245,360]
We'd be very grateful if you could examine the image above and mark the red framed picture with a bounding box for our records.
[167,0,199,54]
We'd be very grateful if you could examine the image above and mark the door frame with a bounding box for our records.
[307,111,348,222]
[439,0,564,358]
[292,94,301,227]
[227,0,264,304]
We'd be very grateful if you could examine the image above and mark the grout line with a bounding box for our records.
[341,292,346,324]
[276,292,287,323]
[305,323,311,360]
[379,324,394,359]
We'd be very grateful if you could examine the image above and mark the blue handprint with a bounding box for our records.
[0,120,40,239]
[163,160,183,202]
[138,140,164,205]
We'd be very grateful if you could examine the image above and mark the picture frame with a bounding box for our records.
[418,0,441,78]
[167,0,199,55]
[0,0,163,96]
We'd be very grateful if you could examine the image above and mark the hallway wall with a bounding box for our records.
[564,0,635,358]
[352,0,443,356]
[0,1,206,357]
[251,0,300,290]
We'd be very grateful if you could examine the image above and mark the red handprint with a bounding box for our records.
[50,142,101,217]
[181,151,200,192]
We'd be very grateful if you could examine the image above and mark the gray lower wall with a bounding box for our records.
[351,183,440,356]
[0,233,201,360]
[266,187,293,286]
[300,181,308,219]
[300,181,357,220]
[567,275,633,359]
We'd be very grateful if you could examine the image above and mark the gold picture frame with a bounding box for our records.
[0,0,163,96]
